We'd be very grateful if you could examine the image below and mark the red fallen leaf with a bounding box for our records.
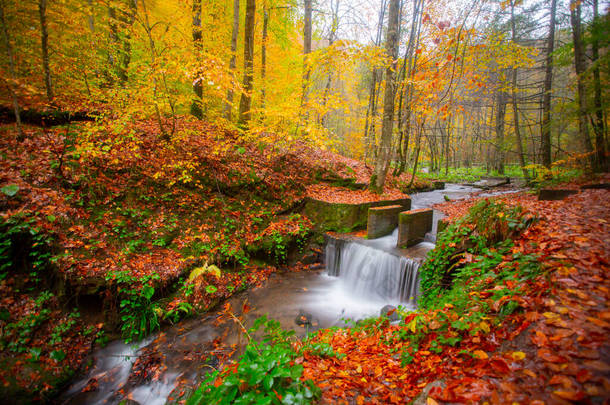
[552,390,586,401]
[583,360,610,372]
[530,330,548,347]
[576,369,593,383]
[489,358,510,374]
[242,300,250,314]
[537,349,567,363]
[549,375,574,389]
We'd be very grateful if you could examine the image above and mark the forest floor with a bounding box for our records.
[0,117,429,401]
[301,181,610,404]
[0,116,608,404]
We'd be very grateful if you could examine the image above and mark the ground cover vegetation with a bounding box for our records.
[0,0,608,403]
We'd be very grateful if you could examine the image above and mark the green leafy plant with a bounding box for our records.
[188,316,321,405]
[106,271,161,343]
[1,291,53,353]
[0,213,54,283]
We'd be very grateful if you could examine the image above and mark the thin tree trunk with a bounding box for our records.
[510,0,529,179]
[140,0,176,139]
[261,1,268,110]
[407,121,425,188]
[591,0,607,171]
[225,0,239,120]
[363,0,386,163]
[191,0,203,118]
[107,0,135,86]
[238,0,256,127]
[495,89,507,175]
[39,0,53,101]
[0,0,22,140]
[301,0,312,108]
[540,0,556,168]
[371,0,400,193]
[570,0,595,169]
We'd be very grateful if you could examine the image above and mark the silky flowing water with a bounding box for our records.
[61,184,512,404]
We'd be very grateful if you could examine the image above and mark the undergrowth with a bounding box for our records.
[188,316,323,405]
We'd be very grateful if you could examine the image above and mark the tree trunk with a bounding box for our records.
[238,0,255,127]
[301,0,312,107]
[363,0,386,164]
[509,0,529,179]
[370,0,400,193]
[261,1,268,110]
[191,0,203,118]
[591,0,607,171]
[0,0,23,140]
[107,0,136,86]
[225,0,240,120]
[540,0,556,168]
[495,90,506,175]
[570,0,595,169]
[39,0,53,101]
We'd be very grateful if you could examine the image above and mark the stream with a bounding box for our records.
[60,184,514,405]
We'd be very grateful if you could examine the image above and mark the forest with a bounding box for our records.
[0,0,608,403]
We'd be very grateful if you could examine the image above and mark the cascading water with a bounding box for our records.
[325,229,426,306]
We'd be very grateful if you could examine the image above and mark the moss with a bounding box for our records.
[303,197,411,233]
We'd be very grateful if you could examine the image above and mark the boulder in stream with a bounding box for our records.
[380,305,400,321]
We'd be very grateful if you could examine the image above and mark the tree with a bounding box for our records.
[107,0,137,87]
[370,0,400,193]
[590,0,607,171]
[540,0,557,168]
[38,0,52,101]
[261,0,268,109]
[0,0,22,139]
[569,0,594,169]
[191,0,203,118]
[239,0,256,127]
[509,0,528,179]
[363,0,387,163]
[301,0,312,108]
[225,0,240,120]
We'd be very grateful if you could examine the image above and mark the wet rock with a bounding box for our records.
[300,252,317,265]
[581,183,610,190]
[295,310,313,327]
[118,400,141,405]
[380,305,400,321]
[166,385,195,405]
[538,188,578,201]
[206,354,219,369]
[411,380,447,405]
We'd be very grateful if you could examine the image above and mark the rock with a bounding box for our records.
[411,380,446,405]
[118,400,141,405]
[538,188,578,201]
[581,183,610,190]
[295,310,313,327]
[300,252,317,265]
[432,181,445,190]
[380,305,400,321]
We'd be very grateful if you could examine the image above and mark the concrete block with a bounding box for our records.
[367,205,403,239]
[397,208,433,248]
[437,218,449,234]
[304,197,411,233]
[538,189,578,201]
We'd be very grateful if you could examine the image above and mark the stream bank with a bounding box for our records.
[59,184,518,404]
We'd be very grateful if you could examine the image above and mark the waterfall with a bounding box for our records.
[325,235,421,303]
